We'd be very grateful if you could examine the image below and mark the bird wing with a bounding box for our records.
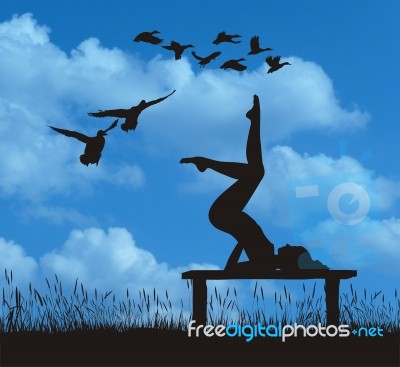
[149,36,163,45]
[191,51,203,61]
[88,109,128,118]
[265,56,277,66]
[208,51,221,59]
[145,90,176,107]
[250,36,260,50]
[104,119,119,133]
[220,60,230,68]
[171,40,181,47]
[274,56,281,63]
[133,32,145,42]
[48,126,89,143]
[213,32,225,44]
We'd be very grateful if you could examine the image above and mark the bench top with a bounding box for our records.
[182,269,357,280]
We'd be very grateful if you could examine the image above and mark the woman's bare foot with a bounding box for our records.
[245,94,260,120]
[180,157,208,172]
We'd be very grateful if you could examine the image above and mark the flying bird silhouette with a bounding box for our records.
[265,56,291,73]
[191,51,221,67]
[213,31,241,45]
[220,58,247,71]
[162,41,194,60]
[248,36,272,55]
[48,120,118,166]
[88,90,176,132]
[133,30,163,45]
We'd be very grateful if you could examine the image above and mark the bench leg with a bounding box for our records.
[192,278,207,325]
[325,278,340,326]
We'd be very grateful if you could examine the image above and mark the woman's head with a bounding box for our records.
[277,244,308,270]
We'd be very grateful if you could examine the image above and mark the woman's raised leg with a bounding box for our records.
[181,95,275,269]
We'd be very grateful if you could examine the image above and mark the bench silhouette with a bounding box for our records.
[182,269,357,326]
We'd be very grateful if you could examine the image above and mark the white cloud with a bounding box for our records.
[0,237,38,285]
[40,227,173,291]
[0,13,370,203]
[0,94,145,201]
[2,13,396,299]
[0,14,148,203]
[297,217,400,274]
[38,227,243,304]
[0,13,49,45]
[19,205,99,226]
[0,221,398,326]
[0,227,248,310]
[143,56,370,157]
[179,144,400,275]
[261,145,400,223]
[181,144,400,230]
[111,164,146,188]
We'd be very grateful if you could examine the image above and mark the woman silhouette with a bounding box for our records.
[181,95,276,270]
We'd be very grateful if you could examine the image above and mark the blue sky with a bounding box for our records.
[0,0,399,309]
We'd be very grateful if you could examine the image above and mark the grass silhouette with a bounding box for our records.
[1,269,188,332]
[207,280,399,331]
[1,269,398,333]
[1,269,399,366]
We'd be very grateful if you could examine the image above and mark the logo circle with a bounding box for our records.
[327,182,370,225]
